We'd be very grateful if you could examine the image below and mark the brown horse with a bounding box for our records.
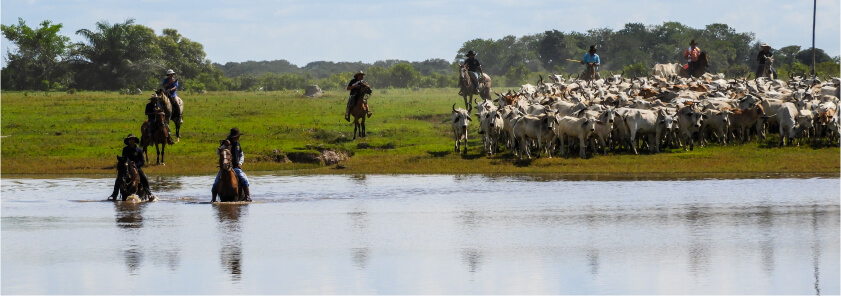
[350,81,372,139]
[458,64,492,113]
[679,51,709,78]
[582,63,600,81]
[141,112,168,165]
[112,156,149,201]
[156,89,184,141]
[214,143,247,202]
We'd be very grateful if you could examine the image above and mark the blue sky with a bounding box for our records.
[2,0,839,67]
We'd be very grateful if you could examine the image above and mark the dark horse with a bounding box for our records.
[141,112,168,165]
[458,63,492,113]
[582,63,600,81]
[350,81,373,139]
[214,142,248,202]
[156,89,184,140]
[111,156,150,201]
[679,51,709,78]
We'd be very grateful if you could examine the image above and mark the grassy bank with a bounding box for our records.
[1,89,838,177]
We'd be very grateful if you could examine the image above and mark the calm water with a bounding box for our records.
[1,175,839,294]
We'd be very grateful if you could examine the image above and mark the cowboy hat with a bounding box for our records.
[354,71,365,77]
[124,134,140,145]
[589,45,597,52]
[226,127,243,139]
[148,94,158,100]
[466,50,476,57]
[689,39,698,45]
[166,69,176,75]
[761,43,770,47]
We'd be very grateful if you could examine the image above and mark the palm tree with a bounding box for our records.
[73,19,162,90]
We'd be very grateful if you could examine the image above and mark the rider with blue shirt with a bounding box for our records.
[581,45,601,80]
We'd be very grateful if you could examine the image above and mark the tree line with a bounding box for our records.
[2,18,838,92]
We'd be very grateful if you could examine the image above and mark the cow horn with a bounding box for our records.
[621,69,625,77]
[452,103,457,112]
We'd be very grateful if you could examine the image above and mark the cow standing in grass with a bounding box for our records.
[452,104,472,154]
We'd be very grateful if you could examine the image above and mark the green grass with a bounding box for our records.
[1,89,839,177]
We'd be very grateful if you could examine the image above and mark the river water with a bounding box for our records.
[1,175,839,294]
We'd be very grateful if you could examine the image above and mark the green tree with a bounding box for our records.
[157,28,211,81]
[504,63,530,87]
[388,63,420,88]
[73,19,162,90]
[1,18,71,90]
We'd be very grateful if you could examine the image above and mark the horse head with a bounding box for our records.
[219,143,233,172]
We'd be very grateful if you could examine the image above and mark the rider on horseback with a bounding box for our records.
[162,69,179,101]
[755,43,777,79]
[145,94,175,145]
[108,134,153,199]
[581,45,601,80]
[683,39,701,77]
[211,128,251,202]
[345,71,372,122]
[460,50,484,96]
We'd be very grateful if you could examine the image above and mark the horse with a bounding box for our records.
[215,143,247,202]
[141,112,168,165]
[349,81,373,139]
[458,63,492,113]
[582,63,600,81]
[156,89,184,140]
[679,51,709,78]
[759,56,775,79]
[112,156,149,201]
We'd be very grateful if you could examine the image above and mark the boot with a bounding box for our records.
[211,183,218,202]
[242,186,251,202]
[365,103,372,118]
[344,107,351,122]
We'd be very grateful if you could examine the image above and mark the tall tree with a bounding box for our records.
[157,28,211,80]
[1,18,71,90]
[73,19,162,90]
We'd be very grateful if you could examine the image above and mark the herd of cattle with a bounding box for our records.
[451,71,841,159]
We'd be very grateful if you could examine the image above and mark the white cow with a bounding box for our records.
[512,114,556,159]
[451,104,472,154]
[555,115,599,158]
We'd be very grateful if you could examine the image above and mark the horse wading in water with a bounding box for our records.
[458,63,492,113]
[215,141,247,202]
[350,81,373,139]
[141,112,169,165]
[113,156,151,201]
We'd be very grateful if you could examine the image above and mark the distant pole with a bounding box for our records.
[811,0,816,76]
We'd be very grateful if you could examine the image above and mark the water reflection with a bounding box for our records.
[152,176,183,192]
[113,202,147,274]
[812,205,821,296]
[347,205,370,269]
[214,203,248,282]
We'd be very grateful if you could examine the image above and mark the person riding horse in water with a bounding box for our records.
[345,71,372,122]
[581,45,601,80]
[109,134,153,199]
[755,43,777,79]
[683,40,701,77]
[145,94,175,145]
[212,128,251,202]
[459,50,484,96]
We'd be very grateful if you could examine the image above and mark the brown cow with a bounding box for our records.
[728,104,767,143]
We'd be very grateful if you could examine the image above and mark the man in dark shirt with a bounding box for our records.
[755,43,777,79]
[108,134,153,199]
[345,71,372,122]
[464,51,483,94]
[145,94,174,144]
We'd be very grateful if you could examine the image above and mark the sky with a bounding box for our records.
[2,0,840,67]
